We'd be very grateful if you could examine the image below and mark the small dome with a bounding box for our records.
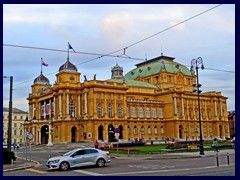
[111,63,123,79]
[59,59,78,72]
[33,73,50,84]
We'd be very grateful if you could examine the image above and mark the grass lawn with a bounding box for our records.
[108,141,233,155]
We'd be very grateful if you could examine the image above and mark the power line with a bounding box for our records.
[5,4,233,87]
[3,44,144,61]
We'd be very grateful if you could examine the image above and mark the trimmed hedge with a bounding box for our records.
[3,148,16,164]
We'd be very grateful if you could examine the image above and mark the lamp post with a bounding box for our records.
[3,76,13,150]
[47,119,53,146]
[190,57,205,155]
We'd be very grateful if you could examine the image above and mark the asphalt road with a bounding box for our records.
[3,146,235,176]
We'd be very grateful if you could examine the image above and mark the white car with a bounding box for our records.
[46,147,111,171]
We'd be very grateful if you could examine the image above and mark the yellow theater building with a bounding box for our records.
[24,54,230,144]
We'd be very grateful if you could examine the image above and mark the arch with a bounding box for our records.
[219,125,223,139]
[119,125,123,139]
[71,126,77,142]
[98,125,103,140]
[179,125,183,139]
[40,125,49,144]
[108,124,115,142]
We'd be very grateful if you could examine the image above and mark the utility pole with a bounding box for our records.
[4,76,13,150]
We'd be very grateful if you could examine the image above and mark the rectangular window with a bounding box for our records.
[69,103,75,117]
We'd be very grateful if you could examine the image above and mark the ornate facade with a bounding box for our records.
[24,55,230,144]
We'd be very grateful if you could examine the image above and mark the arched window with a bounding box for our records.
[154,126,158,134]
[152,107,156,118]
[148,126,151,134]
[117,105,122,118]
[69,103,75,117]
[146,107,150,118]
[134,126,137,134]
[132,107,136,118]
[159,108,163,118]
[108,104,112,118]
[97,103,102,117]
[161,126,164,134]
[139,107,143,118]
[127,106,130,118]
[127,126,130,135]
[141,126,144,134]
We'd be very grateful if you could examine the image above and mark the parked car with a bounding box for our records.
[46,147,111,171]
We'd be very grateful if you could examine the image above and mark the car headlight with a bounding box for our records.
[48,159,60,164]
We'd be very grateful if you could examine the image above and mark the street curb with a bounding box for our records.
[3,156,41,172]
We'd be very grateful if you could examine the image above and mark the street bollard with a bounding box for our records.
[227,152,230,165]
[11,159,13,169]
[216,154,219,167]
[128,149,129,157]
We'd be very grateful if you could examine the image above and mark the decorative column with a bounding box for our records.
[181,97,184,117]
[174,96,178,115]
[84,92,88,115]
[59,94,62,116]
[53,96,56,117]
[47,120,53,146]
[32,103,35,119]
[220,100,223,117]
[44,100,46,119]
[214,100,217,117]
[32,126,35,142]
[39,102,41,119]
[66,93,69,115]
[38,131,41,144]
[78,94,81,116]
[49,99,52,119]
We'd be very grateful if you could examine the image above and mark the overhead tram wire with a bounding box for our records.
[6,4,231,87]
[4,4,223,67]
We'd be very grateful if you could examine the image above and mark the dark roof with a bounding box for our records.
[33,73,50,84]
[3,107,28,114]
[59,59,78,72]
[135,55,175,68]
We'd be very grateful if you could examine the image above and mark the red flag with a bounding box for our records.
[41,59,48,66]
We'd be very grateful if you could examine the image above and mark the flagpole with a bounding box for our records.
[41,58,43,74]
[67,42,70,60]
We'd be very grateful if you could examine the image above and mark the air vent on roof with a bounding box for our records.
[139,69,142,73]
[148,66,151,71]
[131,72,134,75]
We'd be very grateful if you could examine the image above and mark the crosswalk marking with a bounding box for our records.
[73,170,102,176]
[26,168,47,174]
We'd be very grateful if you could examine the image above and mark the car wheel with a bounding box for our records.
[96,158,105,167]
[59,161,70,171]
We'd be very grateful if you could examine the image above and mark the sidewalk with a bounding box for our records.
[3,156,40,172]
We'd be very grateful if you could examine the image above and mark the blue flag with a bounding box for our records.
[68,42,76,52]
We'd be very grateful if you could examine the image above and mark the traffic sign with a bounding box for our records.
[115,133,119,137]
[27,133,34,140]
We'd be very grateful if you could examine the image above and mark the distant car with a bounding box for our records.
[46,147,111,171]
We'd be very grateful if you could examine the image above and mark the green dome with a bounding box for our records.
[124,55,191,80]
[106,78,158,89]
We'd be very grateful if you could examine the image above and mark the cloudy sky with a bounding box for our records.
[3,4,235,112]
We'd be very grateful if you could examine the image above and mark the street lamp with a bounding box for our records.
[3,76,13,150]
[190,57,205,155]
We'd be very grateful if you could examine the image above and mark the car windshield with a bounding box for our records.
[63,149,77,156]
